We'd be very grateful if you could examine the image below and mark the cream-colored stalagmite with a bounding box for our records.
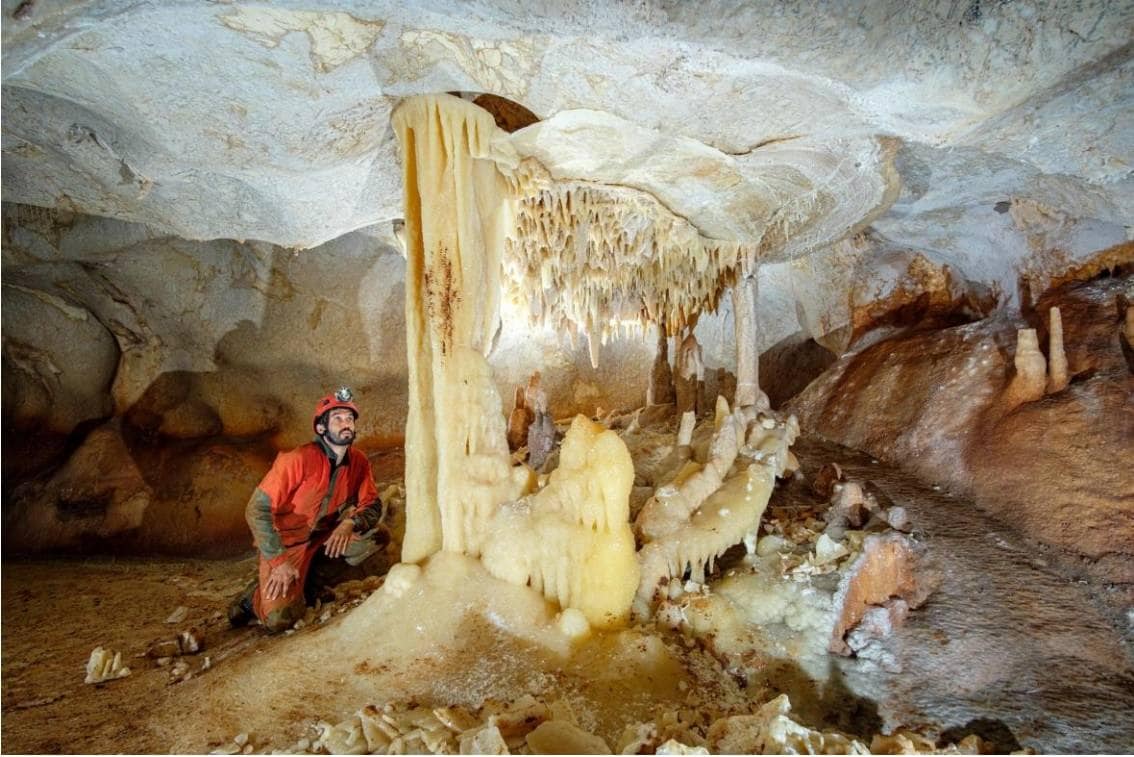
[482,416,640,629]
[1002,328,1047,412]
[732,255,771,411]
[393,95,531,562]
[1046,306,1069,394]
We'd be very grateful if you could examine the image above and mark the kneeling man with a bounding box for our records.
[229,387,386,632]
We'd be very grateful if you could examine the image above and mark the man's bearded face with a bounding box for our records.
[322,408,356,446]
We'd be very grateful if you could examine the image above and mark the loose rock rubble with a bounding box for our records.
[213,690,993,755]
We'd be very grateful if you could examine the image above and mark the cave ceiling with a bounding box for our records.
[2,0,1132,336]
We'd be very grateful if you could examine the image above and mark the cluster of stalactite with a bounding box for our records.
[503,160,752,363]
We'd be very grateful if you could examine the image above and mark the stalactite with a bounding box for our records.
[674,332,704,417]
[501,160,741,347]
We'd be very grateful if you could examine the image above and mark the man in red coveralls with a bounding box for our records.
[228,387,387,632]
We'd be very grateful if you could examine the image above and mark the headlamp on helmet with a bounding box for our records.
[313,386,360,432]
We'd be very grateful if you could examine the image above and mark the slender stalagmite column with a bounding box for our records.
[674,332,703,416]
[393,94,530,563]
[1046,306,1069,394]
[647,319,675,406]
[732,255,770,410]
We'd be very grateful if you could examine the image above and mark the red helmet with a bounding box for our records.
[312,387,360,432]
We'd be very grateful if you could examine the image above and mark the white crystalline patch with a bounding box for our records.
[557,608,591,639]
[460,724,509,754]
[756,534,788,556]
[657,739,710,754]
[707,694,868,754]
[381,563,422,599]
[813,533,849,565]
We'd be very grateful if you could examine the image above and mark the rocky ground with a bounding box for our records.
[2,438,1132,754]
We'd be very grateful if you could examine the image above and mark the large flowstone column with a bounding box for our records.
[393,94,530,563]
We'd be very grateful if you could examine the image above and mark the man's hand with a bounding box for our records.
[264,560,299,601]
[324,519,357,559]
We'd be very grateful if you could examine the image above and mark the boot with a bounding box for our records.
[227,579,257,627]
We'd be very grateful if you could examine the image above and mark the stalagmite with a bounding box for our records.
[731,255,770,410]
[647,320,676,406]
[636,403,742,543]
[1001,328,1047,412]
[674,333,704,417]
[482,416,640,628]
[525,372,556,470]
[506,385,532,452]
[1046,306,1069,394]
[676,410,696,460]
[392,94,531,561]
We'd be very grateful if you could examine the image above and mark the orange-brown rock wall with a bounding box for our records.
[790,274,1134,579]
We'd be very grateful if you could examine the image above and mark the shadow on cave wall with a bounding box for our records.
[3,231,409,557]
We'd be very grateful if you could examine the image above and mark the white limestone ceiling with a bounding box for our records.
[2,0,1132,337]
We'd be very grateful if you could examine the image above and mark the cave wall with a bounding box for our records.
[788,267,1134,584]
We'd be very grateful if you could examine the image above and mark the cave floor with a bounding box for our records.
[2,437,1133,754]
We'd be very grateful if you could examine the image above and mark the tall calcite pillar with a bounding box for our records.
[732,256,770,410]
[392,94,530,563]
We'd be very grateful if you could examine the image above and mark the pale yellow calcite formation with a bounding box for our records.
[1046,306,1069,394]
[482,416,640,629]
[634,400,798,617]
[392,94,529,561]
[1002,327,1047,412]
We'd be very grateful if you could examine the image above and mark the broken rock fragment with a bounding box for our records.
[84,647,130,684]
[525,720,609,754]
[830,533,928,655]
[164,605,189,624]
[146,627,204,658]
